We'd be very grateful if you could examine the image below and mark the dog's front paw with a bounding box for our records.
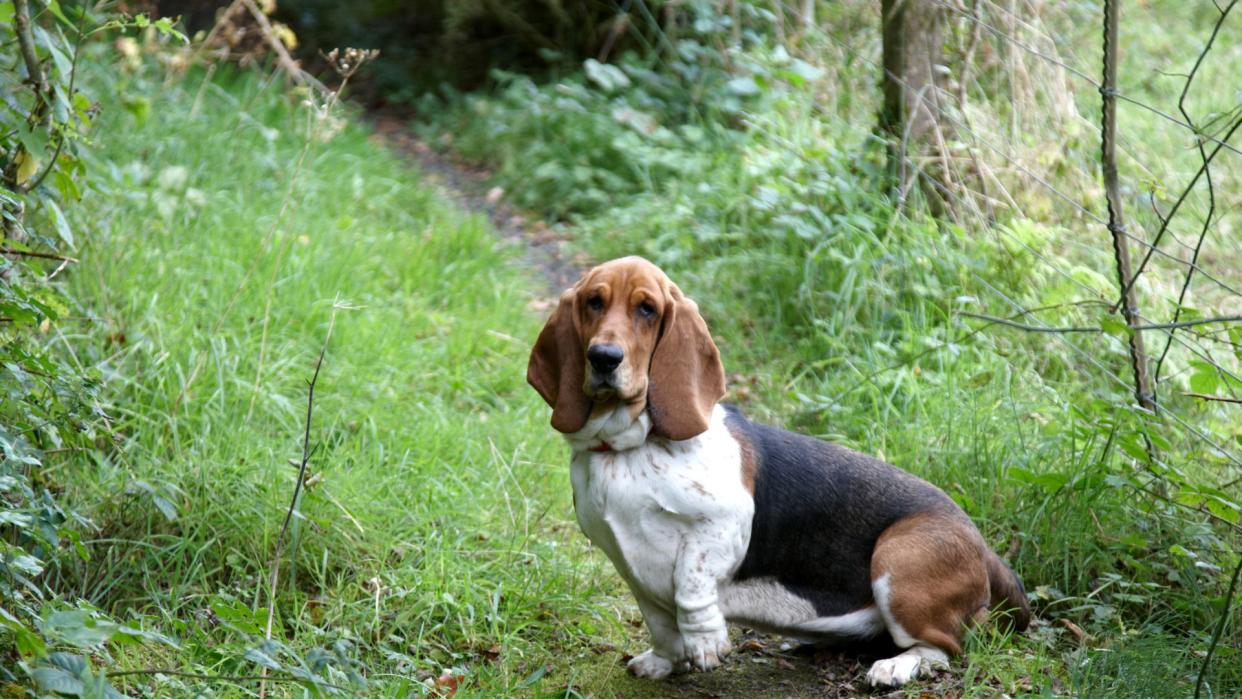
[866,648,948,687]
[681,627,731,672]
[627,649,677,679]
[866,655,922,687]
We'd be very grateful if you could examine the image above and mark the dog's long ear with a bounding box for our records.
[647,286,725,440]
[527,289,591,433]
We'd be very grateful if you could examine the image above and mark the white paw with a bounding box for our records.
[867,654,923,687]
[681,627,732,672]
[866,647,949,687]
[627,649,674,679]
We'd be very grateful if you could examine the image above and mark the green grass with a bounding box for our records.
[43,63,649,696]
[414,2,1242,696]
[12,3,1237,694]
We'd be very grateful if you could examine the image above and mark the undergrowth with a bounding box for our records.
[3,43,649,696]
[419,2,1241,696]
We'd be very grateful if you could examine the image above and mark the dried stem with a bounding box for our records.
[0,247,79,263]
[1194,553,1242,698]
[258,308,339,699]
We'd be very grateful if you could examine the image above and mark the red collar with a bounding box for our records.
[589,442,613,453]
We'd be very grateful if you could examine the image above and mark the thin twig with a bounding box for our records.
[1153,0,1237,391]
[24,11,88,194]
[1116,113,1242,306]
[1181,392,1242,405]
[12,0,47,94]
[105,668,345,691]
[240,0,329,95]
[1194,553,1242,698]
[958,311,1101,333]
[958,312,1242,334]
[245,53,370,422]
[0,247,79,262]
[934,0,1242,157]
[258,308,339,699]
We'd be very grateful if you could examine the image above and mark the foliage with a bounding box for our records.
[0,0,1236,696]
[18,49,632,695]
[419,1,1242,694]
[0,2,189,694]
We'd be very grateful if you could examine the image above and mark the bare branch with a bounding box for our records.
[1195,554,1242,698]
[1153,0,1237,390]
[13,0,48,95]
[0,247,79,263]
[958,312,1242,333]
[258,308,339,698]
[1181,392,1242,405]
[241,0,329,95]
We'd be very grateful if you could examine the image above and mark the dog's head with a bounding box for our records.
[527,256,725,441]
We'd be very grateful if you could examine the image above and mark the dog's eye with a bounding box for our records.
[587,296,604,311]
[636,301,656,319]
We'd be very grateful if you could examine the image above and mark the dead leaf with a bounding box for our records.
[431,672,462,697]
[737,638,766,653]
[1060,618,1090,643]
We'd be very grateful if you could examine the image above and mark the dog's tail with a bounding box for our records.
[985,551,1031,632]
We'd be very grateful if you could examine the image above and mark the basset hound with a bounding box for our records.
[527,256,1030,687]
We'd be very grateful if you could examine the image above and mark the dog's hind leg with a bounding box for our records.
[866,511,992,687]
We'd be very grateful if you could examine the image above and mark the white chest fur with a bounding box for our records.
[566,405,754,607]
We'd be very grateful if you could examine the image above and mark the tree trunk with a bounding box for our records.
[879,0,949,210]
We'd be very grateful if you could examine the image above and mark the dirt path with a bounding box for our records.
[369,114,582,294]
[368,115,950,699]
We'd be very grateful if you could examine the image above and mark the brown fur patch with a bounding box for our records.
[870,511,992,656]
[726,419,758,494]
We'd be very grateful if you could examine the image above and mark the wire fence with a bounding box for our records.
[831,2,1242,686]
[819,0,1242,491]
[706,2,1242,546]
[754,2,1242,670]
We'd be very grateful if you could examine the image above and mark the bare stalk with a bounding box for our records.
[258,308,339,699]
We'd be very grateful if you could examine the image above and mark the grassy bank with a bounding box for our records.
[42,60,647,695]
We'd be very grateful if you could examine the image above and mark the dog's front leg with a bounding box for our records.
[673,537,732,672]
[627,594,689,679]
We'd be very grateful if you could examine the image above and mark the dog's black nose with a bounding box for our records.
[587,343,624,374]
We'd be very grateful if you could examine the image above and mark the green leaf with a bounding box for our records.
[1205,495,1240,523]
[46,652,88,674]
[44,0,72,27]
[777,59,824,86]
[31,666,84,696]
[725,75,760,96]
[45,199,75,248]
[1188,365,1218,394]
[0,2,13,24]
[245,646,283,671]
[45,610,117,648]
[151,495,178,522]
[517,665,549,689]
[210,599,264,635]
[1168,544,1196,558]
[1100,315,1129,338]
[582,59,630,92]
